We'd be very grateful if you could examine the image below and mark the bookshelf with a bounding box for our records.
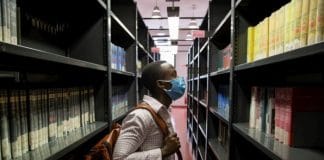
[187,0,324,160]
[0,0,157,159]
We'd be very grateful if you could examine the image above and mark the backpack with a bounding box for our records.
[84,102,183,160]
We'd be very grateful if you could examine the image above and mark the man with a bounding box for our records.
[113,61,186,160]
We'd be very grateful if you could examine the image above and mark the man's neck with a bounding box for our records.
[151,93,171,108]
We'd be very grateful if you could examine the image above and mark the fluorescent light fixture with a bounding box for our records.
[168,17,179,40]
[188,19,198,29]
[167,6,180,40]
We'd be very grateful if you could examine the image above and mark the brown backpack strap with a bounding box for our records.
[135,102,183,160]
[136,102,170,136]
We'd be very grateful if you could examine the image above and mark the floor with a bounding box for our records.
[171,106,193,160]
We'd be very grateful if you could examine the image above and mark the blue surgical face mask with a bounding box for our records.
[161,77,186,101]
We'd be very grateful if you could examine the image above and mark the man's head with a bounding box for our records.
[142,61,177,105]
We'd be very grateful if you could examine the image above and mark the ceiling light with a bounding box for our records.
[189,4,198,29]
[189,19,198,29]
[152,0,161,18]
[186,31,193,40]
[157,26,166,36]
[167,6,180,40]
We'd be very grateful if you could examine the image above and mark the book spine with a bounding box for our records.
[277,6,285,54]
[269,13,276,56]
[68,88,73,132]
[10,90,22,158]
[57,88,63,137]
[28,90,36,150]
[9,0,16,44]
[62,88,68,135]
[247,27,255,62]
[48,89,56,142]
[307,0,318,45]
[42,89,48,145]
[293,0,303,49]
[0,90,11,159]
[84,88,89,125]
[19,90,28,154]
[315,0,324,42]
[89,88,95,123]
[6,0,10,43]
[284,3,292,51]
[300,0,310,47]
[265,88,275,135]
[80,88,85,127]
[37,89,43,146]
[0,0,3,41]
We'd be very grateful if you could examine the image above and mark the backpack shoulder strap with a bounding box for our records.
[135,102,170,137]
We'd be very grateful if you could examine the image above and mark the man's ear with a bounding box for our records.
[156,80,171,90]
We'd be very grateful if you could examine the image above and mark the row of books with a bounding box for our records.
[111,43,127,72]
[216,85,230,118]
[215,44,232,71]
[0,87,96,159]
[249,86,324,147]
[247,0,324,62]
[0,0,18,44]
[112,86,129,120]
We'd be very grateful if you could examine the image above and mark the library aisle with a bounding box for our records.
[171,107,193,160]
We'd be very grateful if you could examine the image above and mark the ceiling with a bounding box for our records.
[135,0,209,54]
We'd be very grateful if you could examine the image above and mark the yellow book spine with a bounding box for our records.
[253,24,259,61]
[293,0,303,49]
[284,3,292,51]
[264,17,269,58]
[308,0,318,45]
[300,0,310,47]
[269,13,276,56]
[255,21,263,60]
[276,7,285,54]
[247,26,255,63]
[315,0,324,42]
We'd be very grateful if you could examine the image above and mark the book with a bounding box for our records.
[315,0,324,43]
[275,6,285,54]
[307,0,318,45]
[300,0,310,47]
[265,88,275,135]
[292,0,303,49]
[28,89,38,150]
[89,87,95,123]
[268,13,276,56]
[48,89,57,142]
[1,0,9,42]
[284,2,292,51]
[275,87,324,147]
[62,88,69,135]
[0,0,3,41]
[56,88,63,138]
[19,90,28,154]
[36,89,42,146]
[9,0,17,44]
[1,90,11,159]
[9,90,22,158]
[249,87,258,128]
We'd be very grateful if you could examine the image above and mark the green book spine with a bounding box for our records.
[19,90,28,154]
[1,90,11,159]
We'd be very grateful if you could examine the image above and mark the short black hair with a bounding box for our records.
[141,61,167,93]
